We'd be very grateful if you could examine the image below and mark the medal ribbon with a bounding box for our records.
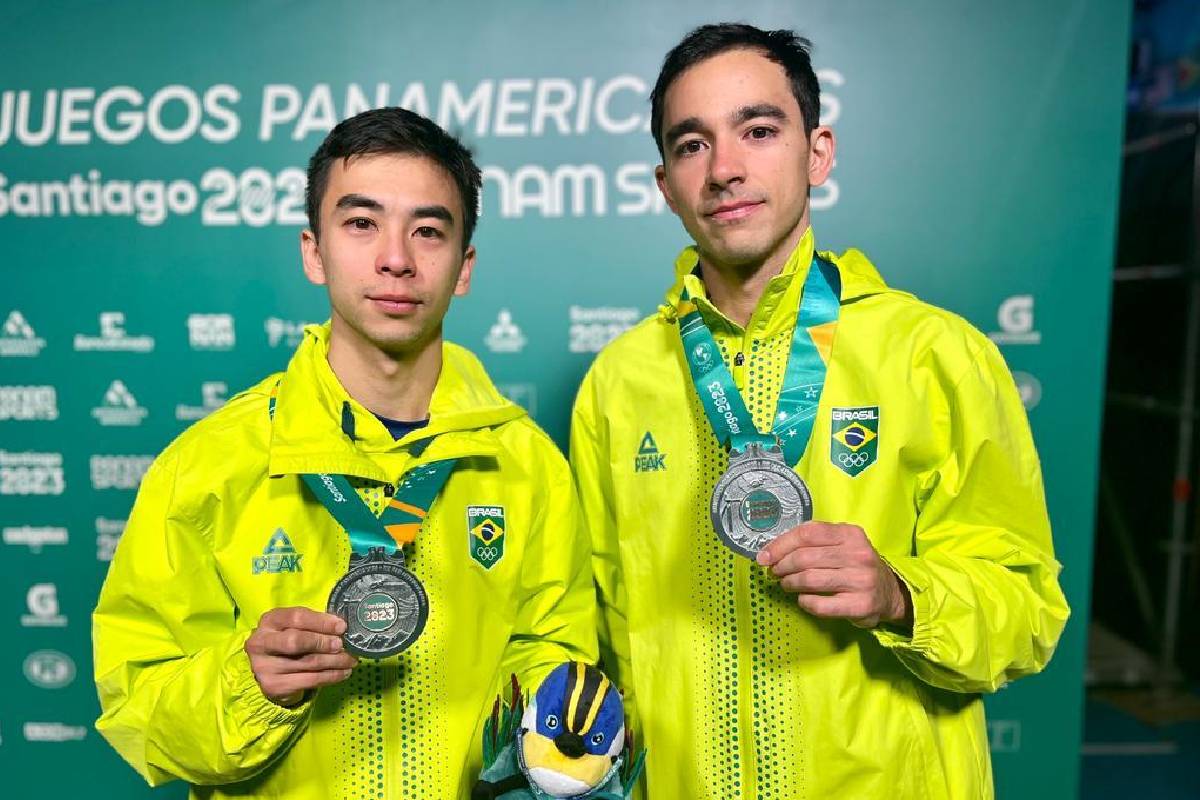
[301,461,458,555]
[678,255,840,465]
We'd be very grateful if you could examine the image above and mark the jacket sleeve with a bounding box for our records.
[567,370,632,695]
[872,335,1070,693]
[93,446,311,786]
[497,436,599,691]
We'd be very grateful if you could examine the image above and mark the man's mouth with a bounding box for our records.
[368,293,422,314]
[706,200,764,222]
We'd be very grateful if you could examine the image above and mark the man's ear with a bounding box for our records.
[300,229,326,286]
[453,244,476,297]
[806,125,836,187]
[655,164,680,215]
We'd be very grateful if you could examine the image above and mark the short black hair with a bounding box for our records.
[650,23,821,157]
[305,107,482,248]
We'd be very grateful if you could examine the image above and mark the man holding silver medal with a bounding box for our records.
[570,23,1070,799]
[93,108,597,799]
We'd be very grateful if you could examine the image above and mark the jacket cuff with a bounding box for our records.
[222,631,313,731]
[870,555,938,656]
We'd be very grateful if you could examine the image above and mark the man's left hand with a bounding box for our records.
[756,522,913,630]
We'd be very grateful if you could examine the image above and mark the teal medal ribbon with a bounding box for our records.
[679,254,841,558]
[301,456,458,658]
[678,255,840,463]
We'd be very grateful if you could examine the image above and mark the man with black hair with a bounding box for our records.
[94,107,597,799]
[571,23,1068,799]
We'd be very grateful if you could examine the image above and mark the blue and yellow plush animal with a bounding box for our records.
[472,663,645,800]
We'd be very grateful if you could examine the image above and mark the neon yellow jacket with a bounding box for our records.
[94,324,597,799]
[570,229,1069,800]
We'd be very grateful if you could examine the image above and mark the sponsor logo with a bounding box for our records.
[568,305,639,353]
[988,295,1041,345]
[0,451,65,495]
[484,309,527,353]
[24,722,88,742]
[188,313,236,349]
[23,650,75,689]
[987,719,1022,753]
[467,505,506,569]
[175,381,227,421]
[634,431,667,472]
[90,455,153,490]
[21,583,66,627]
[3,525,68,552]
[95,517,126,561]
[0,310,46,357]
[265,317,313,348]
[1012,371,1042,410]
[497,383,538,416]
[830,406,879,477]
[92,379,148,426]
[74,311,155,352]
[252,528,303,574]
[0,385,58,420]
[691,342,715,370]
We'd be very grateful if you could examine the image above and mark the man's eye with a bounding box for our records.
[347,218,374,230]
[415,226,443,239]
[748,126,776,140]
[675,139,705,157]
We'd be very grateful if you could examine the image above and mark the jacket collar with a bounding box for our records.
[267,323,524,480]
[658,227,896,339]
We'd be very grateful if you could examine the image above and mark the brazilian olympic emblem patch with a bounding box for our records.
[830,406,879,477]
[467,505,506,569]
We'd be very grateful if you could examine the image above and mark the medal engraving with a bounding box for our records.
[710,442,813,558]
[327,546,428,658]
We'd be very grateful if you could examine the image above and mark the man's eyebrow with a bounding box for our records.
[411,205,455,225]
[730,103,788,126]
[334,193,384,212]
[664,116,708,147]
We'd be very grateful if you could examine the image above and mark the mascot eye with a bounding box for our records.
[591,733,605,745]
[545,714,559,729]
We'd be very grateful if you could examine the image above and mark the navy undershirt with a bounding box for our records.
[373,413,429,440]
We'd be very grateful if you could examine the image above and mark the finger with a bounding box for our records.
[254,652,359,674]
[780,568,858,595]
[254,628,345,657]
[262,668,355,700]
[260,607,347,636]
[795,591,873,621]
[757,522,843,566]
[770,545,849,576]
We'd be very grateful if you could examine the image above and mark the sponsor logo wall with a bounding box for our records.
[0,2,1127,798]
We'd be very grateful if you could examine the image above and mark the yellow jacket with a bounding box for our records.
[94,324,597,799]
[569,229,1068,799]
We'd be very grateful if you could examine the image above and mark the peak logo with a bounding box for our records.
[252,528,303,574]
[634,431,667,472]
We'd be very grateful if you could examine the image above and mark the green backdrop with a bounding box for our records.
[0,2,1128,798]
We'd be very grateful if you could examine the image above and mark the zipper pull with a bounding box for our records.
[734,352,745,366]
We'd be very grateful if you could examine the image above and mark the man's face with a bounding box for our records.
[656,48,833,271]
[301,153,474,355]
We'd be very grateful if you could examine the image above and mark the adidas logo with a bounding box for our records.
[251,528,304,574]
[634,432,667,473]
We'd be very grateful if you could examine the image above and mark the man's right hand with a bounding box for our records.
[245,607,358,707]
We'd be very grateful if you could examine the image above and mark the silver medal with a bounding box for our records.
[710,441,813,558]
[327,546,428,659]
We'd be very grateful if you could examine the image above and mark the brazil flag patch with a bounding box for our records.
[467,505,506,569]
[830,406,879,477]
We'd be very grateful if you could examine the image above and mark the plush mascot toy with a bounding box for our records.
[472,662,645,800]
